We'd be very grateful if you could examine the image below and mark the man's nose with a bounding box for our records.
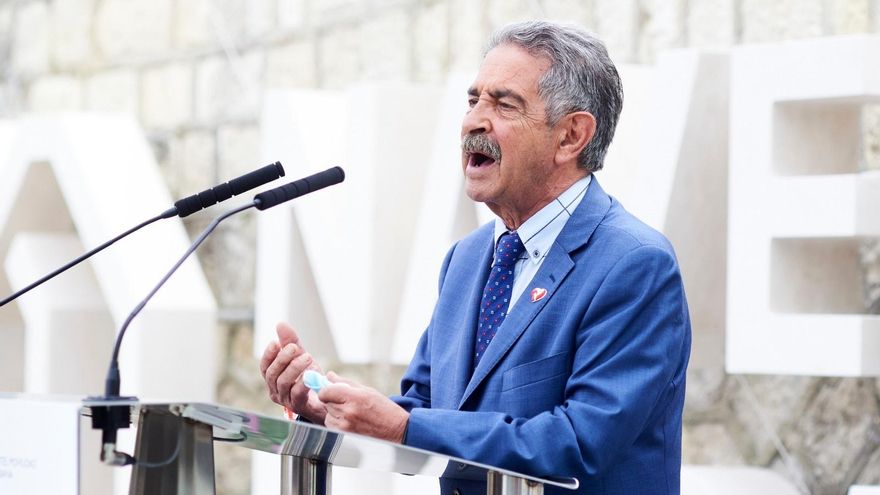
[461,103,491,135]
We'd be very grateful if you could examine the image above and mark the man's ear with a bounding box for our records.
[555,112,596,165]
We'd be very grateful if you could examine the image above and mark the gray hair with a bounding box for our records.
[485,21,623,172]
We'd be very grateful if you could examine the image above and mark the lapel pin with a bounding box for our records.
[530,287,547,303]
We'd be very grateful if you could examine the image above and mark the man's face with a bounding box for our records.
[461,43,558,219]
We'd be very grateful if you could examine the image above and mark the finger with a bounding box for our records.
[318,383,354,404]
[306,391,328,412]
[263,343,300,398]
[259,341,281,377]
[325,371,357,386]
[276,352,316,397]
[276,322,301,347]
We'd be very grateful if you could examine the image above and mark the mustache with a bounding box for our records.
[461,134,502,161]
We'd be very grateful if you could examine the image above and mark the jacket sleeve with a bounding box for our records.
[390,242,458,412]
[400,244,690,479]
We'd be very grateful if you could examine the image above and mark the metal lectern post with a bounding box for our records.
[280,455,332,495]
[487,470,545,495]
[129,406,215,495]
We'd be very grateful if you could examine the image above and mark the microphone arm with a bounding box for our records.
[96,202,256,466]
[0,208,175,307]
[94,166,345,466]
[105,202,255,397]
[0,162,285,307]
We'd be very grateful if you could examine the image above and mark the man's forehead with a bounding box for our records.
[468,44,549,95]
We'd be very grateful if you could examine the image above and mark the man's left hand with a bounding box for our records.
[317,372,410,444]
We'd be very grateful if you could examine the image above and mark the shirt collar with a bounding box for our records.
[493,175,592,264]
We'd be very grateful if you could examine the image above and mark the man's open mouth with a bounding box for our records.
[469,152,497,168]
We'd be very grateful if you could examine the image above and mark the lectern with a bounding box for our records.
[0,394,578,495]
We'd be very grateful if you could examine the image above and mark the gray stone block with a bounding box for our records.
[310,0,365,27]
[682,422,747,465]
[85,69,139,115]
[726,375,821,465]
[95,0,172,60]
[173,0,212,49]
[361,9,412,81]
[594,0,639,62]
[638,0,686,62]
[740,0,823,42]
[684,366,729,421]
[49,0,94,70]
[195,52,265,122]
[27,75,83,111]
[277,0,307,31]
[11,1,50,77]
[826,0,871,34]
[266,40,318,88]
[169,130,217,194]
[862,239,880,314]
[542,0,594,26]
[785,378,880,494]
[174,0,247,49]
[217,124,261,180]
[141,63,193,129]
[449,0,487,73]
[198,213,256,307]
[413,1,448,82]
[486,0,537,30]
[688,0,736,48]
[246,0,277,39]
[864,105,880,171]
[317,25,362,88]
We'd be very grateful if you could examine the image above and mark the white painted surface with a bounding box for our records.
[727,35,880,376]
[256,84,445,365]
[5,233,113,396]
[0,114,217,400]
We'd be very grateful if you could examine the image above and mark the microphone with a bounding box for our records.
[0,162,285,307]
[254,166,345,210]
[92,166,344,466]
[175,161,285,217]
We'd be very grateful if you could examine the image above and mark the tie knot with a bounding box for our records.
[493,232,525,268]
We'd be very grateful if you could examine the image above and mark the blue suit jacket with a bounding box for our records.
[392,178,691,495]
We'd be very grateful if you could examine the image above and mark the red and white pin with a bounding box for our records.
[530,287,547,303]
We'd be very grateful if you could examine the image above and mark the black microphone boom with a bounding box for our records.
[0,161,285,307]
[94,166,344,466]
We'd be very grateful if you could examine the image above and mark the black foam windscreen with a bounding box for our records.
[229,161,285,195]
[254,166,345,210]
[174,161,285,217]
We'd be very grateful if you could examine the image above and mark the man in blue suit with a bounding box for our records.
[261,20,691,494]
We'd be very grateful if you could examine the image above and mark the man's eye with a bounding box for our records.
[499,102,516,110]
[468,98,478,108]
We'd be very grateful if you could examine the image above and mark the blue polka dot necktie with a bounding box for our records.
[474,231,526,367]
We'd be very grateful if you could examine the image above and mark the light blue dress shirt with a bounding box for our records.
[492,174,592,309]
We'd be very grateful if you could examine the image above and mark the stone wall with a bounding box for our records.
[2,1,880,494]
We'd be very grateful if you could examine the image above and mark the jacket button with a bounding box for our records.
[452,489,462,495]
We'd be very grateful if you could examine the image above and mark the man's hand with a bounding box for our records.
[259,322,327,424]
[318,372,410,444]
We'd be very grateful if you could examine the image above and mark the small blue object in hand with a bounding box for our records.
[303,370,331,393]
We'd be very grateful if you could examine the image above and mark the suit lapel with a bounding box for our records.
[447,226,495,407]
[457,177,613,409]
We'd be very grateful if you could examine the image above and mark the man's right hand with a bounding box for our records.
[260,322,328,424]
